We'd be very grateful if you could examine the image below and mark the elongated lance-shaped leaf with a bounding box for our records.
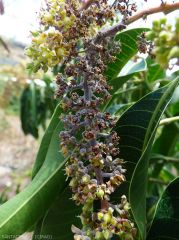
[112,77,179,239]
[0,105,67,238]
[20,82,38,138]
[103,59,147,111]
[103,30,148,111]
[105,28,148,79]
[108,58,147,95]
[150,122,179,184]
[146,58,166,83]
[109,59,147,94]
[113,77,179,190]
[33,188,81,240]
[32,104,63,178]
[147,177,179,240]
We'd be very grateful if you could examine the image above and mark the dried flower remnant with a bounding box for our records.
[113,0,137,22]
[137,32,153,55]
[27,0,136,239]
[0,0,4,15]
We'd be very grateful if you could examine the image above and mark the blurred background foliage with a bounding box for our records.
[20,75,57,138]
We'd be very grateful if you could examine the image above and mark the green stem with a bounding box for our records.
[151,154,179,164]
[149,178,169,185]
[159,116,179,126]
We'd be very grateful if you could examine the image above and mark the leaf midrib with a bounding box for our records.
[142,79,178,151]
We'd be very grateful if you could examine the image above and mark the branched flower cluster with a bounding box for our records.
[27,0,137,239]
[137,32,153,55]
[26,0,116,72]
[146,17,179,68]
[113,0,137,22]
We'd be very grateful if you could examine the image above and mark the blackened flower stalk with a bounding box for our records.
[0,0,4,15]
[27,0,137,239]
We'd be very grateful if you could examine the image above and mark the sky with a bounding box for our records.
[0,0,41,43]
[0,0,178,44]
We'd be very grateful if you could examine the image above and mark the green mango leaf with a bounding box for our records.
[109,58,147,95]
[33,188,81,240]
[151,118,179,183]
[32,104,63,178]
[153,122,179,157]
[105,28,149,79]
[0,105,67,238]
[146,58,166,83]
[32,106,81,239]
[20,79,57,139]
[20,81,38,138]
[119,58,147,77]
[112,77,179,239]
[32,107,80,239]
[103,59,147,111]
[107,102,134,115]
[147,177,179,240]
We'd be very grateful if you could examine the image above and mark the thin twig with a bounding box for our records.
[150,154,179,164]
[94,23,126,44]
[95,2,179,41]
[0,37,10,53]
[149,178,169,186]
[159,116,179,126]
[126,2,179,25]
[80,0,94,11]
[157,158,179,164]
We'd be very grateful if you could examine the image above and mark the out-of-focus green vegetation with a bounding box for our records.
[0,38,29,116]
[20,75,57,138]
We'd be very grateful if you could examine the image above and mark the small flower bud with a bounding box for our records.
[61,145,68,156]
[95,231,103,239]
[96,189,105,199]
[97,212,104,221]
[103,230,111,239]
[103,213,111,224]
[81,175,90,184]
[111,217,117,227]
